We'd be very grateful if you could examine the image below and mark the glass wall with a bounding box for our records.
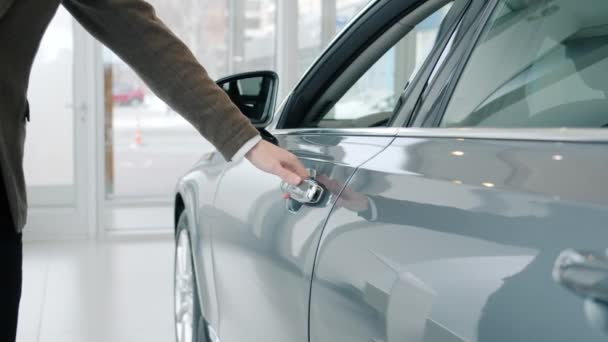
[231,0,277,74]
[104,0,371,201]
[297,0,369,76]
[25,7,75,206]
[297,0,323,76]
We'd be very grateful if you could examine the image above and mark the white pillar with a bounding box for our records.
[321,0,337,48]
[228,0,246,74]
[276,0,299,102]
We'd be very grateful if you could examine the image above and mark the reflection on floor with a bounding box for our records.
[18,238,175,342]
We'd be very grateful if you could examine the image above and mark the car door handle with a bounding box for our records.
[553,249,608,303]
[280,178,325,205]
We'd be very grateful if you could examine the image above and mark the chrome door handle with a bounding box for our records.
[553,249,608,303]
[280,178,324,205]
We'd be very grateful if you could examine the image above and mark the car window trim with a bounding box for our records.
[395,127,608,143]
[404,0,489,128]
[420,0,500,127]
[272,127,400,137]
[391,0,472,127]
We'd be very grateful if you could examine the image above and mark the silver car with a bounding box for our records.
[173,0,608,341]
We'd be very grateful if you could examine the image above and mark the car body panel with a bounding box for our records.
[207,132,394,342]
[310,132,608,341]
[174,152,227,332]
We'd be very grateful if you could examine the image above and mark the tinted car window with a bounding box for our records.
[310,2,454,129]
[441,0,608,128]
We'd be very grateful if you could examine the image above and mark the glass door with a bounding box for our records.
[23,8,95,239]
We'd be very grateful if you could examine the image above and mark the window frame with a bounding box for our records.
[394,0,474,128]
[406,0,497,128]
[273,0,471,133]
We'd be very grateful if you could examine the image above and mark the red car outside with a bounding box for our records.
[112,84,145,106]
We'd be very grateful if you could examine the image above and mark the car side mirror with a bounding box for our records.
[217,71,278,128]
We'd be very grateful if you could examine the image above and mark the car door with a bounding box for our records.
[310,0,608,341]
[208,1,470,341]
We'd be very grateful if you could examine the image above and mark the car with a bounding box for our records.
[173,0,608,341]
[112,84,145,106]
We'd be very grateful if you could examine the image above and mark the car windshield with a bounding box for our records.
[442,0,608,128]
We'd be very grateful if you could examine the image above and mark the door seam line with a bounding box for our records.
[306,135,397,342]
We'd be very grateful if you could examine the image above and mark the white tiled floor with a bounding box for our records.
[17,238,176,342]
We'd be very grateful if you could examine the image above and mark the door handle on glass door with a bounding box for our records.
[553,249,608,303]
[281,178,324,205]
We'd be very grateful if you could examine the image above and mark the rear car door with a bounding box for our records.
[208,1,469,341]
[310,0,608,341]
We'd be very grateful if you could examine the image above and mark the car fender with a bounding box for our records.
[174,155,227,332]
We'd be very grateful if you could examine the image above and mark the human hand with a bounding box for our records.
[317,175,369,213]
[246,140,309,185]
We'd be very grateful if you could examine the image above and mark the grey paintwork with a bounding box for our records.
[310,134,608,341]
[175,130,396,341]
[176,128,608,342]
[207,133,394,341]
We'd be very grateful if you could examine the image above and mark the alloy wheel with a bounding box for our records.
[175,229,195,342]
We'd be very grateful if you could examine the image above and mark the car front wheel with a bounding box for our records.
[174,212,210,342]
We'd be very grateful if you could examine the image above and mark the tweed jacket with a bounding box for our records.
[0,0,259,232]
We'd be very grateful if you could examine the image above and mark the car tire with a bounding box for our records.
[174,211,210,342]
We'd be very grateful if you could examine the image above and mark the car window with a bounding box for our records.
[307,2,454,129]
[441,0,608,128]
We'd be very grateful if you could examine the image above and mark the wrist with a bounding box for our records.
[245,139,263,159]
[233,135,262,162]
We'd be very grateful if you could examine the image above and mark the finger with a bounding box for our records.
[282,154,309,180]
[274,164,302,185]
